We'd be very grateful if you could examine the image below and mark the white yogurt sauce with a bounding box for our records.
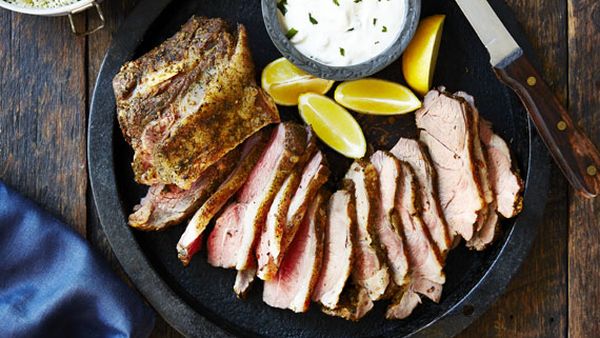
[277,0,407,66]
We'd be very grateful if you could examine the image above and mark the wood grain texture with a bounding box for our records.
[0,11,87,235]
[567,0,600,336]
[85,1,181,336]
[460,0,569,336]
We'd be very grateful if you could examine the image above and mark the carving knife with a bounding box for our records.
[455,0,600,198]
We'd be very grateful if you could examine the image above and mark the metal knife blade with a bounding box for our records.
[455,0,522,68]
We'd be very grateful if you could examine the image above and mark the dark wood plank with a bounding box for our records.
[85,1,181,336]
[567,0,600,336]
[460,0,569,336]
[0,10,87,235]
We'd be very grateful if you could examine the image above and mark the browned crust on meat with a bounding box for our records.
[114,17,231,145]
[258,172,302,280]
[236,122,307,270]
[375,151,411,290]
[449,92,487,239]
[176,128,271,266]
[153,26,280,188]
[282,153,330,254]
[417,141,452,256]
[128,147,240,231]
[292,190,329,312]
[321,283,373,321]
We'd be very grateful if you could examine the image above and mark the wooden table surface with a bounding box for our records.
[1,0,598,337]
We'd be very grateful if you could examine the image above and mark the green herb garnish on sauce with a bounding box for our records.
[333,0,340,6]
[340,47,345,56]
[285,28,298,39]
[309,13,318,24]
[382,26,388,32]
[277,0,288,15]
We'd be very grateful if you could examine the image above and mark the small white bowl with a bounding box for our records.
[0,0,104,35]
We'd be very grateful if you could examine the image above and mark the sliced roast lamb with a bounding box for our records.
[312,188,355,309]
[321,283,374,321]
[454,92,498,250]
[257,150,329,281]
[387,163,445,319]
[128,149,239,231]
[344,161,390,301]
[479,119,524,218]
[415,89,485,241]
[257,173,301,280]
[177,129,270,265]
[391,138,452,257]
[467,118,524,250]
[207,123,307,271]
[263,191,327,312]
[370,151,410,288]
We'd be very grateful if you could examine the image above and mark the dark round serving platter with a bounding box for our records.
[88,0,550,337]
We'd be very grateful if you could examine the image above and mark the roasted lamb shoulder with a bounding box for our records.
[114,17,279,188]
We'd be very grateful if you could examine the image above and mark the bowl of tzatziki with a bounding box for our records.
[262,0,420,80]
[0,0,104,35]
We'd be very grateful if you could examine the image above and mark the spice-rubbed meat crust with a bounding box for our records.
[176,129,270,265]
[257,149,329,281]
[206,123,307,272]
[343,160,390,301]
[479,118,524,219]
[114,16,280,188]
[370,151,410,287]
[128,148,239,231]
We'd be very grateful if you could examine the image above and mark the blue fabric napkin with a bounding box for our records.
[0,181,155,338]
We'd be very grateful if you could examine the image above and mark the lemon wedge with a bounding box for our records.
[402,15,445,96]
[261,58,335,106]
[334,78,421,115]
[298,93,366,159]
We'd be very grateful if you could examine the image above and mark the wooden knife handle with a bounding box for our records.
[494,55,600,198]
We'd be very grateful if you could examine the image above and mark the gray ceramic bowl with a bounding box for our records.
[261,0,421,81]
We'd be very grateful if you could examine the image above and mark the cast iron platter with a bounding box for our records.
[88,0,550,337]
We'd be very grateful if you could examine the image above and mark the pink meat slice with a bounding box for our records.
[206,203,246,268]
[391,138,452,257]
[262,191,327,312]
[387,163,445,319]
[257,173,300,280]
[344,160,390,301]
[480,119,524,219]
[370,151,410,287]
[257,150,329,280]
[128,149,239,231]
[206,123,307,271]
[415,89,485,241]
[177,129,269,265]
[312,189,355,309]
